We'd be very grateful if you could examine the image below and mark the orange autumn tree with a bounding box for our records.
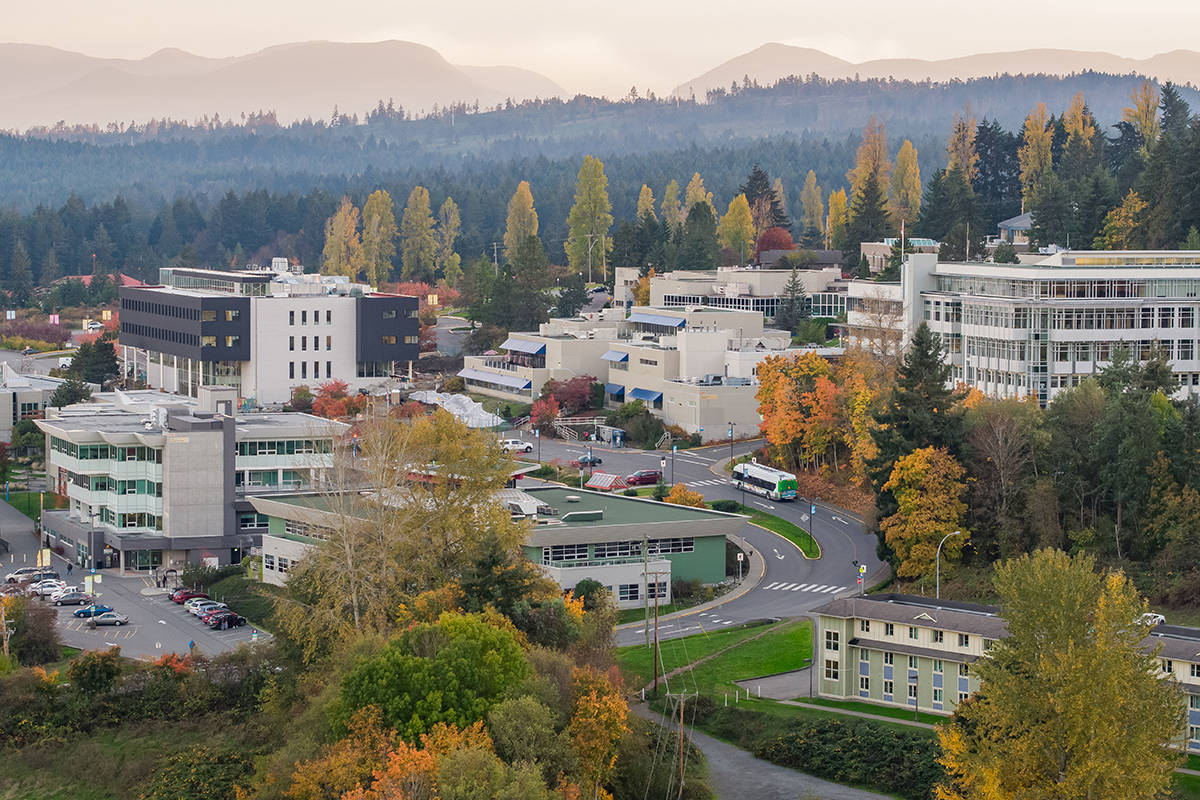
[880,446,970,582]
[663,483,705,507]
[839,359,880,484]
[313,380,368,419]
[287,706,396,800]
[569,668,628,800]
[339,721,495,800]
[755,351,832,469]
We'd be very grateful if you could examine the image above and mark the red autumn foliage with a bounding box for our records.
[757,226,796,255]
[312,380,367,419]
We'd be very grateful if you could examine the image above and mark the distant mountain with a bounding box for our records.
[0,40,565,130]
[673,43,1200,97]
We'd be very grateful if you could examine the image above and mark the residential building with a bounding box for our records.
[846,251,1200,406]
[0,363,96,443]
[35,385,347,572]
[118,259,418,406]
[996,212,1032,246]
[459,306,842,440]
[249,485,744,608]
[860,238,940,273]
[613,265,847,320]
[815,593,1200,751]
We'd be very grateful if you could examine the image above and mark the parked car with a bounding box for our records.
[87,611,129,627]
[625,469,662,486]
[74,603,114,618]
[51,585,82,600]
[5,567,42,583]
[26,571,60,583]
[181,597,213,611]
[499,439,534,454]
[190,600,227,617]
[571,454,603,467]
[27,579,65,597]
[199,606,234,624]
[171,589,208,604]
[54,591,93,606]
[206,611,247,629]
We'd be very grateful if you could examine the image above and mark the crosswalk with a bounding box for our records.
[685,478,730,488]
[761,581,848,594]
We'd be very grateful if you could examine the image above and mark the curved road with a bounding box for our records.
[523,438,886,646]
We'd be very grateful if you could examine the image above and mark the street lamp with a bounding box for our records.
[935,531,962,600]
[728,422,734,469]
[90,511,98,572]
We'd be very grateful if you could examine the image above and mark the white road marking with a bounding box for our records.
[822,585,845,593]
[775,583,795,591]
[811,585,829,593]
[722,620,733,625]
[754,501,772,510]
[763,582,782,590]
[793,584,811,591]
[832,516,849,525]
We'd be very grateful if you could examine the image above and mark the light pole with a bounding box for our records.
[89,511,98,572]
[935,531,962,600]
[671,444,676,485]
[728,422,734,471]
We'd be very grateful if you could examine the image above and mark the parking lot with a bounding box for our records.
[47,572,271,660]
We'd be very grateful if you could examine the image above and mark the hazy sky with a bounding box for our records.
[9,0,1200,96]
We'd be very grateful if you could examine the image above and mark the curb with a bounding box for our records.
[745,519,821,560]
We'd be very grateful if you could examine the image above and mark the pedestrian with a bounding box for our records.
[66,562,72,576]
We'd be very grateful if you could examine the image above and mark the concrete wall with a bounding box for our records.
[244,296,363,405]
[161,424,230,546]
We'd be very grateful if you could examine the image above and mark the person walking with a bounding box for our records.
[66,562,73,577]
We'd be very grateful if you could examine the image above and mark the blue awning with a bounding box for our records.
[458,368,531,391]
[601,350,629,362]
[501,337,546,355]
[628,387,663,402]
[604,383,625,395]
[627,311,685,328]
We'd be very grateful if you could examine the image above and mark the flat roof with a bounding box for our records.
[521,486,743,528]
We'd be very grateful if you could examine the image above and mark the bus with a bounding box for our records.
[732,462,798,501]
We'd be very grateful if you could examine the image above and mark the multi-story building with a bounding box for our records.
[118,260,419,406]
[613,265,847,320]
[249,484,743,608]
[459,306,841,440]
[815,593,1200,751]
[845,251,1200,406]
[0,364,97,443]
[35,385,347,572]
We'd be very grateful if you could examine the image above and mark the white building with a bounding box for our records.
[118,261,419,406]
[845,251,1200,406]
[35,385,347,572]
[613,265,847,320]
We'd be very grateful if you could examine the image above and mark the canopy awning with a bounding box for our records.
[628,311,685,328]
[457,368,531,391]
[601,350,629,362]
[604,383,625,395]
[585,472,627,491]
[628,388,663,402]
[501,338,546,355]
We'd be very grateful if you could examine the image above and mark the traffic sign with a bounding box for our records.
[859,564,867,575]
[736,552,744,562]
[810,504,817,516]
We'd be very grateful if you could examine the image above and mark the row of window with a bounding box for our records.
[122,297,204,320]
[855,675,968,703]
[263,554,291,574]
[289,361,332,380]
[850,621,977,649]
[935,275,1200,300]
[617,582,667,602]
[544,538,696,563]
[70,473,163,497]
[236,439,333,457]
[284,519,330,541]
[289,309,333,326]
[121,321,199,347]
[201,335,241,348]
[50,438,163,463]
[238,512,269,529]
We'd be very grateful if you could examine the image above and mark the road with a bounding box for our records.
[520,437,886,646]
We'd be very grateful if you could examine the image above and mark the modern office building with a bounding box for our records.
[458,306,842,440]
[35,386,347,572]
[844,251,1200,405]
[118,260,419,406]
[613,265,847,320]
[0,363,96,443]
[815,593,1200,751]
[250,484,743,609]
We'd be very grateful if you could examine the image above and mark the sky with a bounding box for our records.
[8,0,1200,97]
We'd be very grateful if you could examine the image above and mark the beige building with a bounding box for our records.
[613,266,847,320]
[860,238,941,274]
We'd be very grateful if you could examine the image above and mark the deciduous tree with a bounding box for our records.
[1094,189,1149,250]
[503,181,539,259]
[660,179,684,232]
[716,194,755,263]
[798,170,824,247]
[361,190,397,284]
[401,186,437,282]
[1123,80,1161,156]
[1018,102,1053,206]
[879,446,969,582]
[683,172,714,216]
[891,140,922,226]
[663,483,705,507]
[565,156,614,281]
[847,115,891,200]
[826,189,848,250]
[322,197,365,278]
[436,196,461,281]
[636,184,656,220]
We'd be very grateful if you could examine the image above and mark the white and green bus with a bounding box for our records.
[732,462,798,501]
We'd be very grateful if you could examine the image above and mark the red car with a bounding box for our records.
[625,469,662,486]
[171,589,209,604]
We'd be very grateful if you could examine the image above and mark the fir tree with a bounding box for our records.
[773,267,808,333]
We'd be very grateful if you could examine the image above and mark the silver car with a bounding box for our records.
[87,611,129,627]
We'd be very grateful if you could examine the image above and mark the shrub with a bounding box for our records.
[651,484,669,502]
[710,499,741,513]
[139,746,252,800]
[7,597,61,665]
[67,648,124,695]
[621,488,638,497]
[671,578,703,601]
[180,562,243,591]
[442,376,466,392]
[571,578,607,611]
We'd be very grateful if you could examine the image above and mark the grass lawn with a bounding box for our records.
[5,490,67,521]
[705,501,818,558]
[207,574,283,631]
[1177,773,1200,799]
[616,619,773,689]
[617,601,694,625]
[670,619,812,695]
[795,697,944,726]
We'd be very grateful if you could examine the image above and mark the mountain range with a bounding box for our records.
[672,43,1200,98]
[0,40,565,131]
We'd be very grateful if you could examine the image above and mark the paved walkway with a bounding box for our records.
[633,703,892,800]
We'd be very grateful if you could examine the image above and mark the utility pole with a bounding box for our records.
[650,568,668,695]
[642,533,650,648]
[677,693,687,799]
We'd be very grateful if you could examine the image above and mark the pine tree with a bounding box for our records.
[564,156,613,281]
[773,267,808,333]
[39,248,61,285]
[679,203,718,269]
[361,189,397,285]
[845,171,889,266]
[739,164,789,240]
[400,186,437,282]
[503,181,539,259]
[10,241,33,307]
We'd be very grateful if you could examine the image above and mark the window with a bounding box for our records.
[1163,659,1174,674]
[289,362,294,379]
[301,337,307,351]
[860,676,870,692]
[933,688,943,703]
[225,309,240,321]
[933,630,944,644]
[313,309,320,325]
[225,335,240,348]
[650,581,667,599]
[860,619,871,633]
[824,659,839,680]
[984,639,996,652]
[825,630,839,651]
[546,544,588,562]
[1191,726,1200,742]
[382,335,397,345]
[201,335,216,347]
[1192,664,1200,678]
[301,310,307,325]
[277,557,290,575]
[646,538,693,554]
[301,362,307,379]
[884,623,895,636]
[1191,695,1200,710]
[326,310,332,324]
[883,679,894,695]
[908,655,918,669]
[314,361,319,379]
[594,540,639,558]
[382,309,397,319]
[618,584,640,602]
[326,335,332,350]
[933,659,944,673]
[959,663,969,677]
[403,335,419,345]
[326,361,332,378]
[202,309,217,322]
[959,692,969,703]
[908,684,917,699]
[884,652,894,666]
[264,554,275,571]
[860,649,870,663]
[313,336,319,350]
[289,311,295,325]
[289,336,295,351]
[909,626,919,640]
[958,633,970,648]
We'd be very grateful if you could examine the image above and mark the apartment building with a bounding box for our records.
[613,265,847,320]
[844,251,1200,406]
[815,593,1200,751]
[35,385,347,572]
[459,306,840,440]
[118,260,418,406]
[250,485,743,608]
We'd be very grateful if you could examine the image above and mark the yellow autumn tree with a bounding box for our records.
[891,140,922,226]
[636,184,657,220]
[361,189,398,285]
[663,482,705,507]
[838,357,879,485]
[755,352,833,470]
[826,189,849,250]
[1017,102,1053,206]
[1123,80,1161,155]
[321,197,365,278]
[630,268,654,305]
[880,446,969,582]
[1093,189,1149,250]
[946,113,978,180]
[287,706,396,800]
[684,172,715,215]
[660,179,684,230]
[717,194,755,262]
[503,181,539,259]
[847,115,891,200]
[569,668,628,800]
[799,170,824,243]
